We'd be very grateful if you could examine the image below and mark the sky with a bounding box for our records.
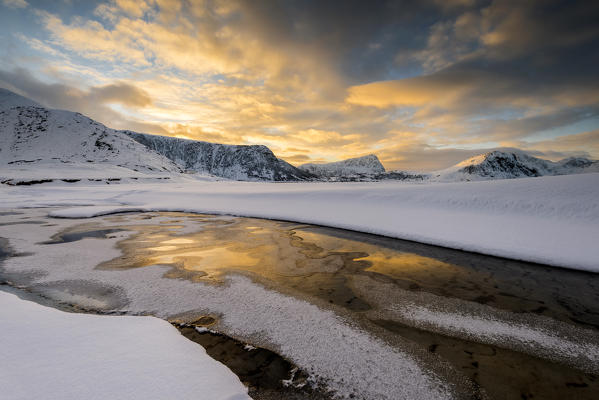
[0,0,598,171]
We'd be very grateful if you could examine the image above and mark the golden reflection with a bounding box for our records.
[293,228,465,281]
[94,213,466,289]
[147,245,179,251]
[76,212,484,310]
[162,238,195,244]
[358,252,459,278]
[151,246,261,272]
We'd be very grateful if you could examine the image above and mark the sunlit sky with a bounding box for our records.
[1,0,598,170]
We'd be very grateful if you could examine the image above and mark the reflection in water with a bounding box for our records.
[154,247,261,272]
[360,252,459,276]
[147,245,178,251]
[38,212,599,400]
[46,212,599,327]
[162,238,195,244]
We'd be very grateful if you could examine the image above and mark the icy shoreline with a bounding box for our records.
[1,172,597,272]
[2,205,598,399]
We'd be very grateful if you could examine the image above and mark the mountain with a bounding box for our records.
[2,89,597,184]
[557,156,599,170]
[0,88,311,182]
[433,150,599,181]
[299,154,385,179]
[0,94,182,180]
[125,132,313,181]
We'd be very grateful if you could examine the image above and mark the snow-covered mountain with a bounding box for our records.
[0,90,182,180]
[0,88,311,182]
[433,150,599,181]
[299,154,386,179]
[125,132,313,181]
[2,88,597,184]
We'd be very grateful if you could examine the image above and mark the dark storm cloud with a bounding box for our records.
[232,0,451,82]
[346,0,599,150]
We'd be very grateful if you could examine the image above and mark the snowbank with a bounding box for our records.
[0,290,251,400]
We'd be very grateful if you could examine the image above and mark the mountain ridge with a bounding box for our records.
[0,88,311,182]
[125,131,313,181]
[1,88,597,183]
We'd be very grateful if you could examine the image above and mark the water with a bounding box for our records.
[1,210,598,399]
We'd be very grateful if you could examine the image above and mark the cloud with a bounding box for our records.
[280,153,312,164]
[346,58,599,146]
[516,129,599,159]
[1,0,597,171]
[2,0,27,9]
[346,73,468,108]
[0,68,165,134]
[90,83,152,107]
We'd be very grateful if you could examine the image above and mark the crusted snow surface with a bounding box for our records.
[126,131,313,181]
[0,290,251,400]
[300,154,386,178]
[350,275,599,373]
[432,150,599,181]
[399,305,599,372]
[0,214,453,400]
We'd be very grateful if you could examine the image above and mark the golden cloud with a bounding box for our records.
[346,76,467,108]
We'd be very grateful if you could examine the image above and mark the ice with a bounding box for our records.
[0,216,453,400]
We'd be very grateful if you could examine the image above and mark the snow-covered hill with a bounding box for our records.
[0,88,311,182]
[299,154,386,179]
[126,132,313,181]
[0,90,182,181]
[433,150,599,181]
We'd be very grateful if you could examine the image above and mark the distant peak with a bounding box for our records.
[299,153,385,177]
